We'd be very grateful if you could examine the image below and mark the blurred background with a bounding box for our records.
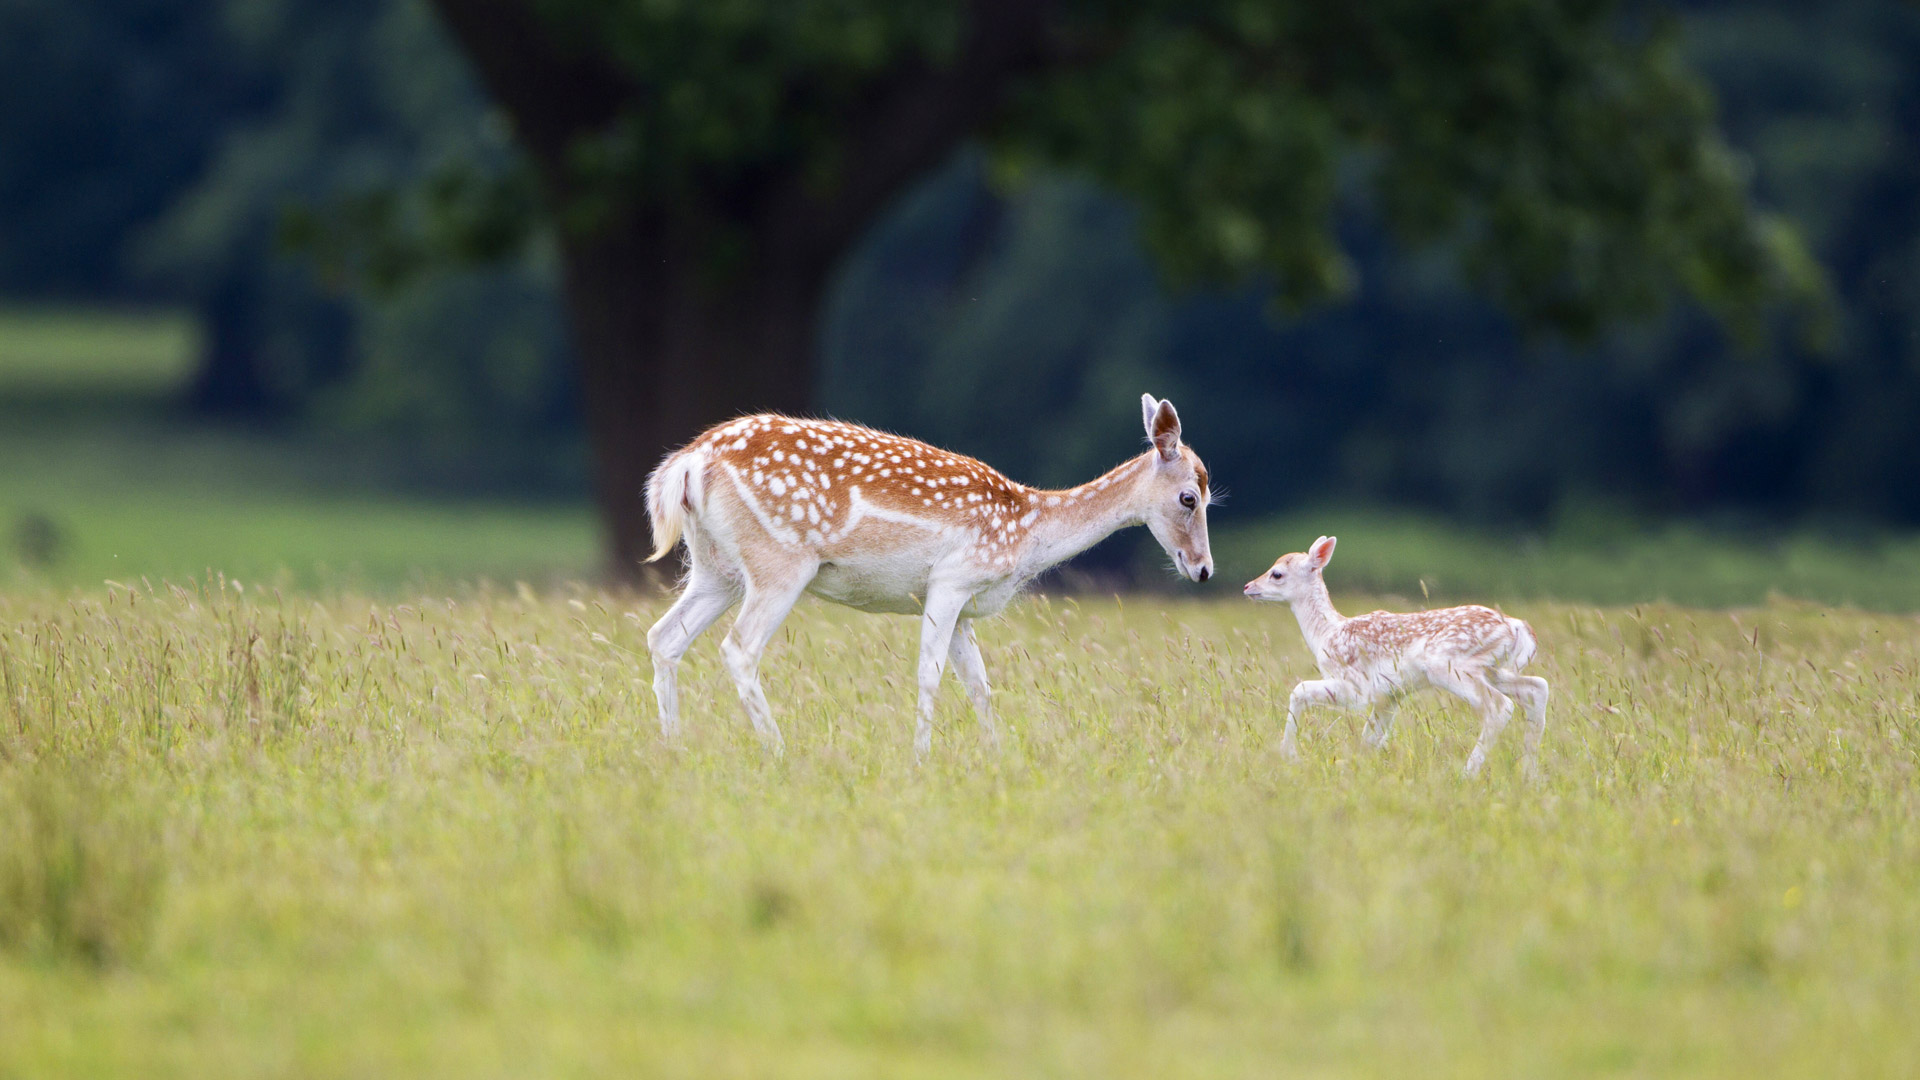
[5,0,1920,607]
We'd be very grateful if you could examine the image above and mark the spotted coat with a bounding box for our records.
[641,396,1216,760]
[670,413,1202,579]
[1245,535,1549,778]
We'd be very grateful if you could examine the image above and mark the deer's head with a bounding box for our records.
[1138,394,1214,584]
[1244,535,1336,603]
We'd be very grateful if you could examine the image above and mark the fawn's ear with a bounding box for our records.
[1141,394,1161,436]
[1309,535,1337,567]
[1147,398,1182,461]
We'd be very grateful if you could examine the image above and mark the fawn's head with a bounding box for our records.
[1244,535,1336,602]
[1136,394,1214,583]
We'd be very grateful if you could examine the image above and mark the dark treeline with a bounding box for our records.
[4,0,1918,526]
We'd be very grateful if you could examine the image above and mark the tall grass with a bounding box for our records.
[0,580,1916,1076]
[0,776,164,968]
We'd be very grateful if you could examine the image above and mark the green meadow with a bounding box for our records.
[2,584,1918,1077]
[2,307,1918,1075]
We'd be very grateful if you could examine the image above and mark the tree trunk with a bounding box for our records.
[558,213,826,584]
[188,274,274,415]
[423,0,1057,582]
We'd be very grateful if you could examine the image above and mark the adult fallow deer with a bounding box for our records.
[644,394,1214,757]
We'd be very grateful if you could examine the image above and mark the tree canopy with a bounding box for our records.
[11,0,1893,580]
[407,0,1821,574]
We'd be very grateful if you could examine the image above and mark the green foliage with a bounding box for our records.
[2,585,1919,1073]
[823,0,1920,528]
[323,258,575,443]
[999,2,1825,331]
[490,0,1818,335]
[548,1,963,208]
[0,0,255,299]
[135,0,573,426]
[823,158,1175,490]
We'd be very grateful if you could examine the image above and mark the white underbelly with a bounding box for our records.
[806,558,933,615]
[804,558,1026,619]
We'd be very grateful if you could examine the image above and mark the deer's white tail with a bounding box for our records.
[1507,617,1538,670]
[644,449,706,562]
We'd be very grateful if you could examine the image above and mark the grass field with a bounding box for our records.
[0,306,198,394]
[0,305,598,590]
[0,410,599,591]
[2,582,1916,1077]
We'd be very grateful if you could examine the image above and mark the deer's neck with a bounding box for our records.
[1018,455,1153,577]
[1289,576,1346,660]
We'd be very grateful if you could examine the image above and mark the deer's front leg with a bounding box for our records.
[913,586,971,760]
[1284,678,1358,761]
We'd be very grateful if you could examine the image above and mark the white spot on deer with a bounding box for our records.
[769,477,787,496]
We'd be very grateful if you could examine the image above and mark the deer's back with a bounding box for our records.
[1329,605,1528,673]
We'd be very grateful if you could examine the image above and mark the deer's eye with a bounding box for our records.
[1179,491,1197,509]
[1271,569,1284,580]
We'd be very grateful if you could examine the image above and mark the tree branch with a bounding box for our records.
[424,0,642,169]
[769,0,1066,270]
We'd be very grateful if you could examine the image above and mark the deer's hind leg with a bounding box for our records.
[646,562,739,738]
[1361,696,1400,749]
[719,555,818,756]
[1432,666,1513,778]
[1491,670,1550,781]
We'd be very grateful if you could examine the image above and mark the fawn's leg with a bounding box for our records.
[1492,671,1550,781]
[1434,669,1513,777]
[1362,697,1400,749]
[1284,678,1361,761]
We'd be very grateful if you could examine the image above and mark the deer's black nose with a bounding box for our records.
[1197,566,1211,582]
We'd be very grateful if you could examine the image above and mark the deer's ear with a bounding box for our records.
[1309,535,1337,567]
[1149,399,1182,461]
[1140,394,1161,437]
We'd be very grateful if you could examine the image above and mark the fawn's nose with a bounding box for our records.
[1197,565,1211,583]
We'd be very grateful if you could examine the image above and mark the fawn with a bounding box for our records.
[1244,535,1547,778]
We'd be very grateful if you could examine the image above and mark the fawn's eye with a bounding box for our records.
[1179,491,1197,509]
[1270,569,1284,580]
